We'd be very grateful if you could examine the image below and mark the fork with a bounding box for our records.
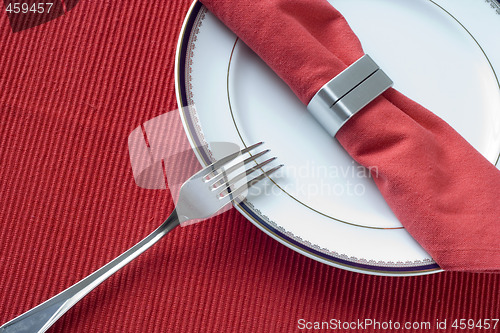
[0,142,281,333]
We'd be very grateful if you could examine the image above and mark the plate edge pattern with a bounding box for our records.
[184,6,215,163]
[244,201,436,268]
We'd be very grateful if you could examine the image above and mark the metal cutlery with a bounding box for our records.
[1,142,281,333]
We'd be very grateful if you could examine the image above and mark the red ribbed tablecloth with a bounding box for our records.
[0,1,498,332]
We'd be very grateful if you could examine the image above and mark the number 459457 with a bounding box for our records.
[5,2,53,14]
[451,319,498,330]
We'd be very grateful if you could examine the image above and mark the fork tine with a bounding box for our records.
[213,157,277,191]
[208,149,271,186]
[218,164,284,202]
[202,142,264,177]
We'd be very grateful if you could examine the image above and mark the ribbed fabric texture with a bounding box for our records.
[0,1,498,332]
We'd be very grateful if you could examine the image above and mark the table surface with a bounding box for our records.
[0,0,498,332]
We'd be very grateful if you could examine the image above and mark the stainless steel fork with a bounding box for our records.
[0,142,281,333]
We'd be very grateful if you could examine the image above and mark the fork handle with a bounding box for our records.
[0,211,180,333]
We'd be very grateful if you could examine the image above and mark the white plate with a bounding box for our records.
[175,0,500,276]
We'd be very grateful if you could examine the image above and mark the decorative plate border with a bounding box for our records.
[484,0,500,15]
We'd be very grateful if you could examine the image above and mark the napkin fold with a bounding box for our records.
[201,0,500,271]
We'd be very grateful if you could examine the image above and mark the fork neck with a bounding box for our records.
[163,209,180,231]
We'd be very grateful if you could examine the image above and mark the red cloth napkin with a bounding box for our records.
[201,0,500,271]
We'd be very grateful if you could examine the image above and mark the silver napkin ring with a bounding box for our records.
[307,54,393,137]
